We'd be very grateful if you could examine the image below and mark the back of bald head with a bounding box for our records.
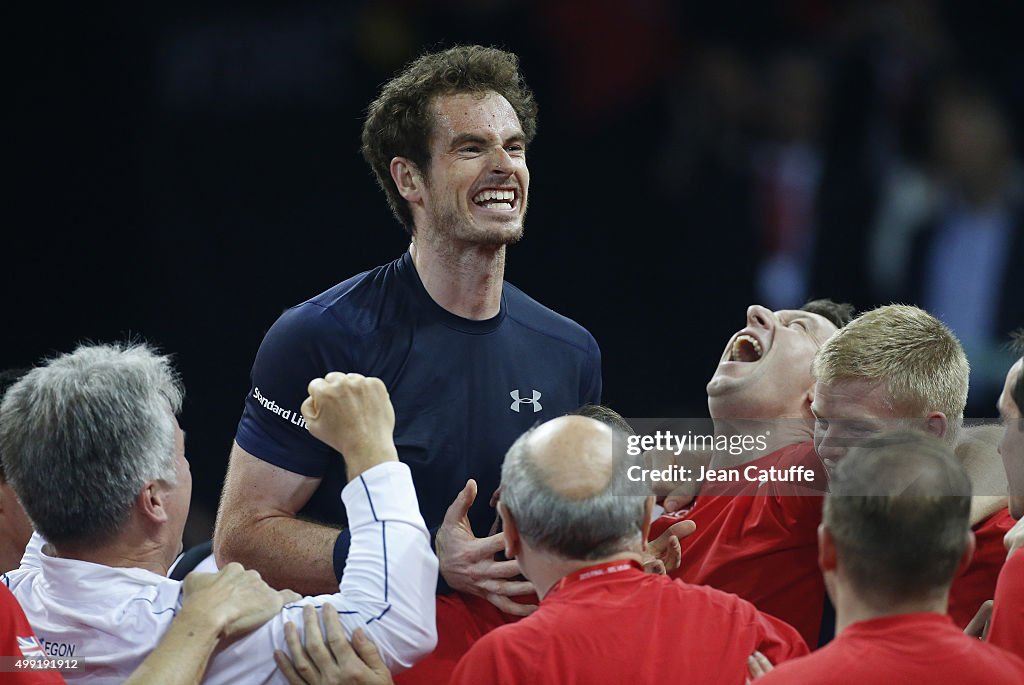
[501,416,645,561]
[523,415,616,500]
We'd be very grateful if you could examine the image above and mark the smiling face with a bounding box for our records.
[998,359,1024,518]
[707,304,838,419]
[416,91,529,246]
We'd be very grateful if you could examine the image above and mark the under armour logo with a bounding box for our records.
[510,389,542,413]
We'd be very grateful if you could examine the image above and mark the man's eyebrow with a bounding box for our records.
[449,131,526,149]
[792,311,835,339]
[779,311,810,327]
[449,133,489,149]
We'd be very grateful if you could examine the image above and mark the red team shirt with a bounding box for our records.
[393,592,522,685]
[0,584,64,684]
[948,507,1015,628]
[756,612,1024,684]
[450,559,808,685]
[989,547,1024,659]
[648,441,828,646]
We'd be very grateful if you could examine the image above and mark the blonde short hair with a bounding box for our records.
[813,305,969,441]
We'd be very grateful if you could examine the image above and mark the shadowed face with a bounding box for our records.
[811,380,900,470]
[811,379,946,472]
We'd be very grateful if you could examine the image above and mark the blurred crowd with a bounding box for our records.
[9,1,1023,549]
[647,0,1022,413]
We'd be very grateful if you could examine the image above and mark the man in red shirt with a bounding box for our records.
[452,415,808,684]
[988,336,1024,657]
[649,299,852,645]
[1,584,63,685]
[812,304,1014,628]
[756,432,1024,684]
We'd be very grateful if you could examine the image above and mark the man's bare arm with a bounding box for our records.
[213,442,341,595]
[956,424,1009,526]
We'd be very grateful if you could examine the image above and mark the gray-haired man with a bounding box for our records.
[0,344,436,683]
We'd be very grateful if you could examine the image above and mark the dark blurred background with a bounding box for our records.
[8,0,1024,545]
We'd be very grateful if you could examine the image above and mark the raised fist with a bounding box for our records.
[301,372,399,480]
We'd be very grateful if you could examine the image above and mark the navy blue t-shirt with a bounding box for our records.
[235,252,602,572]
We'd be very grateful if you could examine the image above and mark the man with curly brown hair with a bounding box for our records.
[214,45,602,681]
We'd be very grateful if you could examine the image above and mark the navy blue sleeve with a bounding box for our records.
[235,303,350,477]
[581,332,603,405]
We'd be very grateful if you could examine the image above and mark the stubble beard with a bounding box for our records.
[430,200,527,248]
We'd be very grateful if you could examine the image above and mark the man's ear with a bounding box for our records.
[137,481,169,525]
[390,157,424,204]
[924,411,949,440]
[498,502,520,560]
[802,388,816,420]
[818,523,837,573]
